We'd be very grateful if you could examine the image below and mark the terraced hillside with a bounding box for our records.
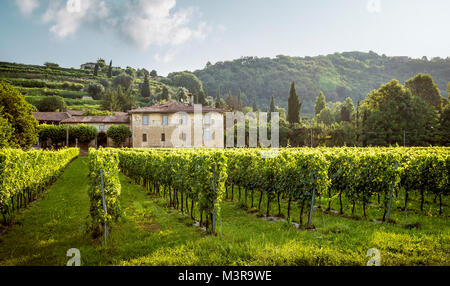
[0,61,178,112]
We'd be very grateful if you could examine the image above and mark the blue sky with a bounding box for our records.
[1,0,450,75]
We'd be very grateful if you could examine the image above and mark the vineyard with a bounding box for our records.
[0,62,178,111]
[0,148,79,224]
[89,147,449,235]
[0,147,448,266]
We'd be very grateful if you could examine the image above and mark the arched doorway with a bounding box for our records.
[97,132,108,148]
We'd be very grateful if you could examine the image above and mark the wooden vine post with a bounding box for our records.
[386,161,398,223]
[100,169,109,245]
[212,163,217,234]
[307,172,317,227]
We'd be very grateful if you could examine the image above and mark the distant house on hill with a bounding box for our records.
[80,62,96,69]
[150,75,162,82]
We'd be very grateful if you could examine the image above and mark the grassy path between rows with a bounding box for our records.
[0,157,448,266]
[0,157,92,265]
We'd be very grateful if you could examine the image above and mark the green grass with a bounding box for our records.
[0,157,448,266]
[0,157,92,265]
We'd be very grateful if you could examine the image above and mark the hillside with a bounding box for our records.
[194,52,450,113]
[0,61,178,112]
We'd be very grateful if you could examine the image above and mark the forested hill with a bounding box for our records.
[193,51,450,114]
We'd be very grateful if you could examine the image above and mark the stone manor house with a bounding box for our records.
[33,96,225,148]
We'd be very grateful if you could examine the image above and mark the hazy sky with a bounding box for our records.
[1,0,450,75]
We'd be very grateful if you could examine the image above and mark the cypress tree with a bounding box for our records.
[141,74,151,98]
[238,89,242,106]
[270,95,275,113]
[216,86,221,100]
[161,86,170,101]
[252,95,258,111]
[93,64,99,77]
[199,90,208,106]
[268,95,275,121]
[287,81,301,124]
[107,60,112,78]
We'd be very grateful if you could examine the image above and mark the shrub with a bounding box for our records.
[44,62,59,68]
[68,124,97,144]
[112,73,134,90]
[106,125,132,147]
[87,83,105,100]
[38,124,67,146]
[82,110,112,116]
[35,96,67,112]
[98,78,110,89]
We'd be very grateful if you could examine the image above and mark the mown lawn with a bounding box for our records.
[0,157,448,266]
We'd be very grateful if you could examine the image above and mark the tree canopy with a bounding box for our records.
[314,92,326,116]
[405,73,442,110]
[360,79,439,146]
[35,96,67,112]
[168,71,204,97]
[194,52,450,114]
[0,80,38,148]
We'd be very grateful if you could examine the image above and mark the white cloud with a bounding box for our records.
[366,0,382,13]
[42,0,108,38]
[35,0,208,49]
[122,0,207,49]
[15,0,39,16]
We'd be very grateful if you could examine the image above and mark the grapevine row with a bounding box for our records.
[0,147,79,224]
[117,149,228,234]
[89,147,448,234]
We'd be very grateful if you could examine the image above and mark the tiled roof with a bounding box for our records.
[128,101,225,114]
[67,110,85,116]
[60,115,130,124]
[33,112,71,122]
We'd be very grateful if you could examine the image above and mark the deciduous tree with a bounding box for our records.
[0,80,38,148]
[405,74,442,111]
[314,91,326,116]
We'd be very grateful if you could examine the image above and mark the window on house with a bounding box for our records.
[180,115,187,125]
[161,133,166,142]
[99,125,105,131]
[143,115,149,125]
[142,133,147,142]
[204,115,210,125]
[204,129,211,141]
[181,132,187,141]
[162,115,168,126]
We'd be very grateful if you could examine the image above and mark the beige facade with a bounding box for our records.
[36,101,225,149]
[131,112,224,148]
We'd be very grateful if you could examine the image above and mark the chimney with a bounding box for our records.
[188,93,194,105]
